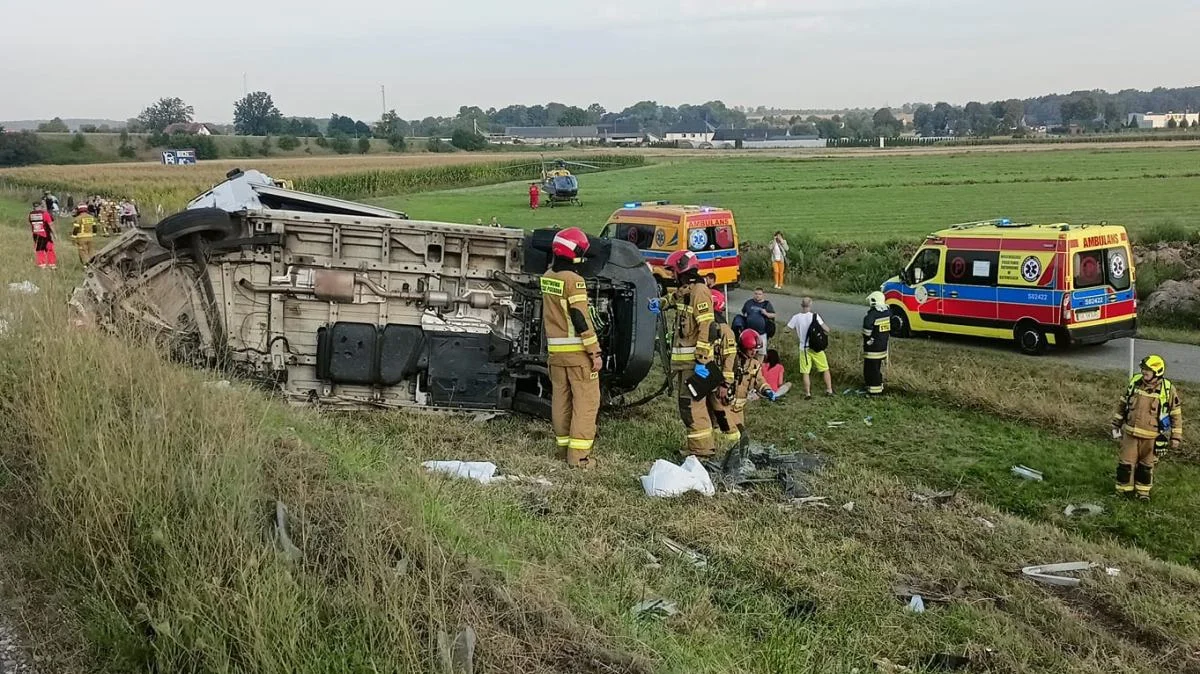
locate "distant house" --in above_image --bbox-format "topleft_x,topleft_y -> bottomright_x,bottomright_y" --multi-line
663,120 -> 716,144
163,122 -> 215,136
1127,112 -> 1199,129
597,120 -> 652,145
711,127 -> 824,149
505,126 -> 601,144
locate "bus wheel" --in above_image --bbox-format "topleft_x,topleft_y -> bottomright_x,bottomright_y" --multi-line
1015,321 -> 1047,355
890,307 -> 911,338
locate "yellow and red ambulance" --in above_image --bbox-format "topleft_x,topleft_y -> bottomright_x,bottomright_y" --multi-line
882,219 -> 1136,354
599,202 -> 741,287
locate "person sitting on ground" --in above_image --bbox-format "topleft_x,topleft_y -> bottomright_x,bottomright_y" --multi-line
761,349 -> 789,397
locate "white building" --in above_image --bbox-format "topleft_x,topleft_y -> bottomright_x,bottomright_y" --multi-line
1127,112 -> 1199,129
504,126 -> 601,144
663,120 -> 716,144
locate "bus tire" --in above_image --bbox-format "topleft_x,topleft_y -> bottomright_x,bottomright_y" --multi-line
889,307 -> 911,338
1015,321 -> 1047,355
156,208 -> 237,247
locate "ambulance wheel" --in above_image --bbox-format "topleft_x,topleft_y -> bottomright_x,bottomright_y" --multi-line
156,208 -> 237,248
889,308 -> 911,338
1015,321 -> 1047,355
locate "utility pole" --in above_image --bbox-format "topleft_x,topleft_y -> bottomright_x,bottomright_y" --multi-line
381,85 -> 387,116
242,73 -> 247,96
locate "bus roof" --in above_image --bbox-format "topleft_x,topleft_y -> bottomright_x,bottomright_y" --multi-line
928,221 -> 1127,240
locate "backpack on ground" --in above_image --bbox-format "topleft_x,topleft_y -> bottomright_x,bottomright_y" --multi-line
806,314 -> 829,353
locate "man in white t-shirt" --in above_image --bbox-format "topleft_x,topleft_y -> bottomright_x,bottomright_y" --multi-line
786,297 -> 833,400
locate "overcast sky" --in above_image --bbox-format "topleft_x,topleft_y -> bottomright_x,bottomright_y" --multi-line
2,0 -> 1197,123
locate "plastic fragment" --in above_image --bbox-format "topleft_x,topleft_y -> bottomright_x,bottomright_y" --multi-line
906,595 -> 925,613
974,517 -> 996,529
1021,561 -> 1096,587
805,432 -> 818,441
423,460 -> 499,484
863,416 -> 873,427
7,281 -> 39,294
273,501 -> 303,563
842,501 -> 855,512
661,537 -> 708,568
630,598 -> 678,618
1011,465 -> 1043,481
640,456 -> 715,497
1063,503 -> 1104,517
1106,567 -> 1121,577
827,421 -> 846,428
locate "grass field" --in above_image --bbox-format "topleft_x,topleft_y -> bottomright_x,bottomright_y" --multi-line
380,147 -> 1200,243
3,187 -> 1200,672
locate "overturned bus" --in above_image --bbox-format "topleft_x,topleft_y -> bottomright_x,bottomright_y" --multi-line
70,169 -> 662,417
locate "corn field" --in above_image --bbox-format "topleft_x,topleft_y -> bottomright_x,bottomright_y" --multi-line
0,153 -> 646,217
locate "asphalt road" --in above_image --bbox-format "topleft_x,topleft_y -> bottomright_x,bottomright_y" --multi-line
728,288 -> 1200,384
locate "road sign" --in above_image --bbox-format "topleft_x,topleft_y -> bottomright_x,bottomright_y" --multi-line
161,149 -> 197,165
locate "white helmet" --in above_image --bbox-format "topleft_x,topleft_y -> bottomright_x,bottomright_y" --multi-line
867,291 -> 886,310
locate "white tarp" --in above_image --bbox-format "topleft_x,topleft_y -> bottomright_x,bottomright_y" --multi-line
640,456 -> 715,497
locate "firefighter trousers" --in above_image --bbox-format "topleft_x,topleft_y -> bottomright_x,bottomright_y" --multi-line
550,364 -> 600,458
75,238 -> 94,264
706,392 -> 742,451
863,356 -> 886,395
675,371 -> 716,456
1116,434 -> 1157,497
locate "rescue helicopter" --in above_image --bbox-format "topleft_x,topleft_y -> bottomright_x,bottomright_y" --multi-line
518,156 -> 621,208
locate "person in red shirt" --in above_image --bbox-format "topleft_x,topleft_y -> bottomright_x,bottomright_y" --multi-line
762,349 -> 785,393
528,182 -> 540,209
29,202 -> 57,269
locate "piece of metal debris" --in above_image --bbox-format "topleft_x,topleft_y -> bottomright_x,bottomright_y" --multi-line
661,537 -> 708,568
437,625 -> 477,674
1063,503 -> 1104,517
826,421 -> 846,428
906,595 -> 925,613
7,281 -> 39,294
273,501 -> 303,563
470,411 -> 503,423
974,517 -> 996,529
1021,561 -> 1096,587
1106,567 -> 1121,577
630,598 -> 678,618
1010,465 -> 1044,481
863,416 -> 873,427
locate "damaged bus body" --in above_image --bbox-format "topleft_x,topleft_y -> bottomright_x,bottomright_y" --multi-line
70,169 -> 660,416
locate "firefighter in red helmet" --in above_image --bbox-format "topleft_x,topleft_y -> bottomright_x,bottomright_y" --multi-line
540,227 -> 603,468
705,289 -> 741,453
650,250 -> 718,457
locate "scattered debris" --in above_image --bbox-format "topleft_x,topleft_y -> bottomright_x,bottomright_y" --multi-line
630,598 -> 678,618
1106,567 -> 1121,577
470,411 -> 503,423
924,653 -> 971,671
661,537 -> 708,568
842,501 -> 856,512
1010,465 -> 1044,481
805,432 -> 818,441
273,501 -> 303,563
906,595 -> 926,613
641,456 -> 715,497
423,460 -> 500,484
1063,503 -> 1104,517
974,517 -> 996,529
641,550 -> 661,570
843,388 -> 866,396
826,421 -> 846,428
863,416 -> 874,427
1021,561 -> 1096,587
437,625 -> 477,674
873,658 -> 914,673
202,380 -> 232,389
780,496 -> 831,512
910,490 -> 956,506
892,584 -> 955,605
7,281 -> 39,295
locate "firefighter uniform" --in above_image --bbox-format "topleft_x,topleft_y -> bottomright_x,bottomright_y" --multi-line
862,301 -> 891,395
1113,371 -> 1183,499
540,268 -> 602,466
706,317 -> 740,450
668,280 -> 716,456
729,349 -> 771,426
71,209 -> 99,263
99,200 -> 119,235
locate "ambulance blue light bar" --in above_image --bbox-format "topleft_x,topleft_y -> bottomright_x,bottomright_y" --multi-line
623,200 -> 671,208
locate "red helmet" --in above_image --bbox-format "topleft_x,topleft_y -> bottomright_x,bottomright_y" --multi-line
738,329 -> 759,351
551,227 -> 590,260
664,250 -> 699,275
710,289 -> 726,313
